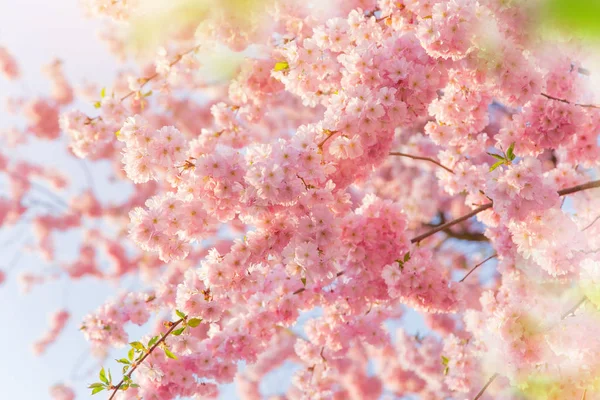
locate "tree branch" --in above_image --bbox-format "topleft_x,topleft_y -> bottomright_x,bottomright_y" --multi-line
541,93 -> 600,109
412,179 -> 600,244
389,151 -> 454,174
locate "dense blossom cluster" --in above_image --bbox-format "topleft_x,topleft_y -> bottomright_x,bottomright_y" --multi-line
2,0 -> 600,399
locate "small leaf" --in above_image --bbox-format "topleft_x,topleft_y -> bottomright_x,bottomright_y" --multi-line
489,160 -> 505,172
128,348 -> 135,361
187,318 -> 202,328
274,61 -> 289,71
403,252 -> 411,263
172,327 -> 186,336
130,384 -> 140,388
116,358 -> 130,364
100,87 -> 106,98
130,341 -> 145,351
122,365 -> 129,374
143,90 -> 153,97
94,101 -> 101,109
175,309 -> 186,319
301,277 -> 306,287
163,347 -> 178,360
507,142 -> 516,161
88,383 -> 104,389
441,355 -> 449,366
444,366 -> 450,376
108,369 -> 112,384
92,387 -> 105,395
121,384 -> 129,391
99,367 -> 108,384
148,335 -> 159,347
486,152 -> 505,161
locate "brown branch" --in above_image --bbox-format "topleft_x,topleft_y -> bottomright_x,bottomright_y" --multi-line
557,180 -> 600,196
411,204 -> 492,244
472,296 -> 587,399
108,318 -> 183,399
389,151 -> 454,174
473,373 -> 498,400
541,93 -> 600,109
412,179 -> 600,244
460,254 -> 497,283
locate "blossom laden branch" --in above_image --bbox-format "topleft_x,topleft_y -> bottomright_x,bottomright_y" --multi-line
98,317 -> 184,398
89,312 -> 200,398
120,45 -> 201,102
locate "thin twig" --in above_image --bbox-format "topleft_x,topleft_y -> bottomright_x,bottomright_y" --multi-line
460,254 -> 497,283
11,173 -> 69,209
561,297 -> 587,320
78,159 -> 95,195
582,215 -> 600,232
108,318 -> 183,399
389,151 -> 454,174
473,373 -> 498,400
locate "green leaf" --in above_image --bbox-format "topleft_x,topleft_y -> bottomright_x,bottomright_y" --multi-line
99,367 -> 108,384
143,90 -> 153,97
444,366 -> 450,376
122,365 -> 129,374
88,383 -> 104,389
403,252 -> 411,263
92,387 -> 105,395
148,335 -> 160,347
542,0 -> 600,39
163,347 -> 178,360
187,318 -> 202,328
121,384 -> 129,391
116,358 -> 130,364
172,327 -> 186,336
507,142 -> 516,161
441,355 -> 449,366
130,341 -> 145,352
100,87 -> 106,98
94,101 -> 101,109
301,277 -> 306,287
489,160 -> 505,172
274,61 -> 289,71
175,309 -> 186,319
130,384 -> 140,388
108,369 -> 112,384
486,152 -> 505,161
128,348 -> 135,361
